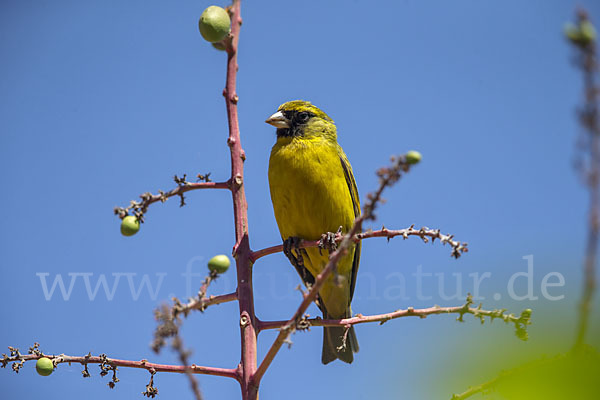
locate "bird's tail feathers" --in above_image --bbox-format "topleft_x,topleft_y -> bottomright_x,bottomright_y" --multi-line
321,310 -> 359,364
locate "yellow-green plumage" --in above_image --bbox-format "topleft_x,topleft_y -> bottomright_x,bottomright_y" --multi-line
266,100 -> 360,364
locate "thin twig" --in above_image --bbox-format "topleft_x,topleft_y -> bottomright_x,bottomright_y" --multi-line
114,178 -> 230,222
0,352 -> 239,380
170,269 -> 238,317
250,225 -> 468,262
172,336 -> 204,400
180,291 -> 238,314
257,295 -> 532,340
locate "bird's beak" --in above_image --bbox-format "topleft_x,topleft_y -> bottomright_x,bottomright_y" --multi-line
265,111 -> 290,128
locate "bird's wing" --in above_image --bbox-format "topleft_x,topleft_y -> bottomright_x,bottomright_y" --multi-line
338,148 -> 361,301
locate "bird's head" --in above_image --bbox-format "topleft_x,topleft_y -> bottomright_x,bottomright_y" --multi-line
265,100 -> 336,139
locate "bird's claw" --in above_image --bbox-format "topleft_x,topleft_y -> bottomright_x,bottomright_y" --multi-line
283,236 -> 304,267
318,227 -> 341,255
295,314 -> 311,331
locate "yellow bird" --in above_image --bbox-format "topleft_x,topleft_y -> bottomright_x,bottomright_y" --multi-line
266,100 -> 361,364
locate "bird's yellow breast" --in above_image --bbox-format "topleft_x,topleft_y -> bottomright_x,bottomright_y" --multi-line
268,136 -> 355,243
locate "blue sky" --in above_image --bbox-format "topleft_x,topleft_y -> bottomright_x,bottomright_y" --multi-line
1,1 -> 599,399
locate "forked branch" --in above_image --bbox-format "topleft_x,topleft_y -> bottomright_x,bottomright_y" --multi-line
1,348 -> 239,381
114,174 -> 230,222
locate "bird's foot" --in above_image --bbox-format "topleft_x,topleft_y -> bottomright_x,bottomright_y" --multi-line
318,227 -> 342,255
294,314 -> 311,331
283,236 -> 304,267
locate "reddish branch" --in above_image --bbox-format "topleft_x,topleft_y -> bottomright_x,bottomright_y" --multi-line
114,178 -> 230,221
250,224 -> 468,262
172,269 -> 239,316
220,2 -> 259,400
180,291 -> 238,314
1,352 -> 239,381
257,297 -> 532,337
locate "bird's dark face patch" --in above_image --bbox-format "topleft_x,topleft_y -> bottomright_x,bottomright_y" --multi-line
271,100 -> 334,138
276,110 -> 315,138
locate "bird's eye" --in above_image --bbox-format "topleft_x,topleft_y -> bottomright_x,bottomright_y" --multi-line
297,112 -> 310,123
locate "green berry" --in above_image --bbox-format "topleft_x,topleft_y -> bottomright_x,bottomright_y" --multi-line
120,215 -> 140,237
199,6 -> 231,43
208,254 -> 230,274
36,357 -> 54,376
405,150 -> 422,165
580,20 -> 597,43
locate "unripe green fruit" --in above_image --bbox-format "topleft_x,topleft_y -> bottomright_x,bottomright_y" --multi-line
120,215 -> 140,237
199,6 -> 231,43
36,357 -> 54,376
208,254 -> 230,274
405,150 -> 422,165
